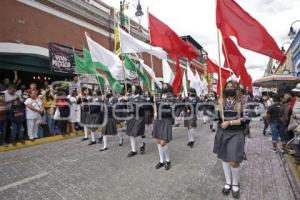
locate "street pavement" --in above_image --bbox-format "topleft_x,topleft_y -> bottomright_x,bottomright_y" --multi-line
0,120 -> 295,200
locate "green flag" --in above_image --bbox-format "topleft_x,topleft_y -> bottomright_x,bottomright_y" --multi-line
82,48 -> 106,87
124,54 -> 149,88
94,61 -> 124,93
74,52 -> 85,74
84,47 -> 123,93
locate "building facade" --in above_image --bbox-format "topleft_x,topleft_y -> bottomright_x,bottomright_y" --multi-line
0,0 -> 207,88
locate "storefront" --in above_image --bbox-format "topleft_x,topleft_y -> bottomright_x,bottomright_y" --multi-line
0,43 -> 73,88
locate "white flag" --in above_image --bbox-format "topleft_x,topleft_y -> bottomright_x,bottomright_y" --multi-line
193,72 -> 203,96
162,60 -> 174,84
182,71 -> 188,98
139,59 -> 162,89
85,33 -> 124,80
119,28 -> 167,60
186,65 -> 195,81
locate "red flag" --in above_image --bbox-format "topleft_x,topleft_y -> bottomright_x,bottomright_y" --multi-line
222,37 -> 245,77
216,0 -> 285,64
207,58 -> 231,96
222,38 -> 252,90
172,58 -> 183,96
149,13 -> 199,61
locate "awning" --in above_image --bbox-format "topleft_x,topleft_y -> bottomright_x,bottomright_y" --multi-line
253,75 -> 300,88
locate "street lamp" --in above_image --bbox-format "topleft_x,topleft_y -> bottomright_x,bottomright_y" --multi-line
120,0 -> 143,29
288,20 -> 300,40
135,0 -> 144,17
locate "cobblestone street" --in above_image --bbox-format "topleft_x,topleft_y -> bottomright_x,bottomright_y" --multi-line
0,121 -> 295,200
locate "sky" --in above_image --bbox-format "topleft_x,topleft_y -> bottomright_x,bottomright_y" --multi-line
101,0 -> 300,81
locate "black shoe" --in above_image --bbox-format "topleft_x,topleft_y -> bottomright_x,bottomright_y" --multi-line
140,142 -> 146,154
164,161 -> 171,170
119,138 -> 123,146
222,184 -> 231,196
81,137 -> 89,141
232,186 -> 240,199
155,162 -> 165,169
88,141 -> 96,145
127,151 -> 137,157
99,147 -> 108,151
98,136 -> 103,143
187,141 -> 194,148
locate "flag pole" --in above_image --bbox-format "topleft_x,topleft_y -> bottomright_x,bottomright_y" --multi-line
118,25 -> 129,97
217,28 -> 224,121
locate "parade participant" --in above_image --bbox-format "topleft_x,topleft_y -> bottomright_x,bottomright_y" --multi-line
143,90 -> 154,135
99,89 -> 123,151
78,87 -> 90,141
152,83 -> 176,170
213,81 -> 248,199
183,88 -> 200,148
239,85 -> 251,138
126,85 -> 147,157
87,89 -> 104,145
209,92 -> 218,132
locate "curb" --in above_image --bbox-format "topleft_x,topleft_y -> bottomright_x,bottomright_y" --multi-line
0,132 -> 84,152
280,153 -> 300,200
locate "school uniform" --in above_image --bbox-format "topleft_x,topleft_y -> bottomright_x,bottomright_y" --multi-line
213,99 -> 247,163
102,97 -> 118,136
152,93 -> 176,142
126,94 -> 146,137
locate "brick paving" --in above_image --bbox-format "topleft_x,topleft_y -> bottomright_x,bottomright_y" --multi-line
0,121 -> 295,200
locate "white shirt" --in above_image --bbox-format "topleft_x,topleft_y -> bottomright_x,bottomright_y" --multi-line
4,90 -> 19,103
24,98 -> 43,119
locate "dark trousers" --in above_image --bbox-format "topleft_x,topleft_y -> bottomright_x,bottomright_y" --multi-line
0,120 -> 7,145
11,122 -> 24,142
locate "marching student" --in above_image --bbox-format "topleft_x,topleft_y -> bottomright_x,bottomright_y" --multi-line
87,89 -> 104,145
208,92 -> 218,132
183,88 -> 200,148
78,87 -> 90,141
143,90 -> 154,135
152,83 -> 176,170
99,89 -> 123,151
126,85 -> 146,157
213,81 -> 248,199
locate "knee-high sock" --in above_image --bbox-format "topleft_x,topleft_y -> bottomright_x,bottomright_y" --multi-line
84,127 -> 88,138
203,115 -> 208,123
213,121 -> 217,130
231,166 -> 240,192
139,136 -> 145,147
117,132 -> 123,144
157,144 -> 165,163
162,145 -> 170,162
91,131 -> 96,142
130,136 -> 136,152
222,161 -> 232,189
188,128 -> 194,142
102,135 -> 108,148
